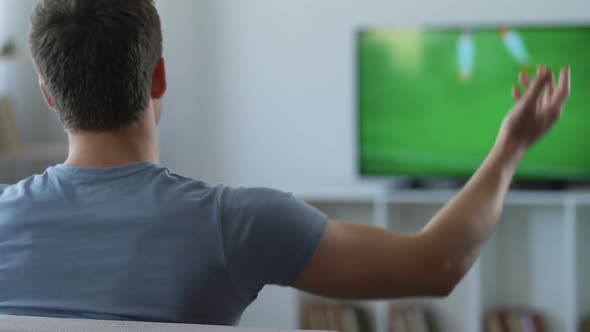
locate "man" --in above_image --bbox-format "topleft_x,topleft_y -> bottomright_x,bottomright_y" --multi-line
0,0 -> 570,326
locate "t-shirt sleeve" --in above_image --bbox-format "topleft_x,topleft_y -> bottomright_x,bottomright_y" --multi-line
219,187 -> 328,301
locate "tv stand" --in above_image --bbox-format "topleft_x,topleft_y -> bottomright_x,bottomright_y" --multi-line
391,178 -> 587,191
511,179 -> 571,191
393,178 -> 467,190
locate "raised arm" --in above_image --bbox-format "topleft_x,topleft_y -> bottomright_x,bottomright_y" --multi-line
294,66 -> 571,299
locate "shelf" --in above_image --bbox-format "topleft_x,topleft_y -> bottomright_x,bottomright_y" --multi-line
296,187 -> 590,207
0,54 -> 30,65
292,186 -> 378,203
481,208 -> 569,331
0,143 -> 67,163
387,189 -> 588,206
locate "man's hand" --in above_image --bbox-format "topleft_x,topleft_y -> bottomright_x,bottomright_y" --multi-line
294,66 -> 573,300
496,66 -> 571,157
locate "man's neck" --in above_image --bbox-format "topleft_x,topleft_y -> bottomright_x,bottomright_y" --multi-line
65,120 -> 159,169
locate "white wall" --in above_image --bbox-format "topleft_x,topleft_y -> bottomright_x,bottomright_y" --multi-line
157,0 -> 588,192
0,0 -> 66,144
155,0 -> 224,181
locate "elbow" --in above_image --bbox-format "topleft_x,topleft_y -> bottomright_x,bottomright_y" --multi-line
430,272 -> 462,297
423,259 -> 467,297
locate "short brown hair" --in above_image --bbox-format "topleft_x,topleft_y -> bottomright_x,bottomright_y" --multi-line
30,0 -> 163,131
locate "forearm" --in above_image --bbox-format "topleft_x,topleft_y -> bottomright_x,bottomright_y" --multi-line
421,142 -> 524,279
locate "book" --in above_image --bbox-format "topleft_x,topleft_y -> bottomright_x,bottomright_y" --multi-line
355,307 -> 372,332
485,309 -> 547,332
529,313 -> 546,332
0,98 -> 22,152
302,302 -> 326,330
340,307 -> 360,332
506,313 -> 524,332
485,313 -> 505,332
0,99 -> 9,151
301,302 -> 366,332
521,314 -> 537,332
404,307 -> 430,332
389,307 -> 409,332
325,304 -> 343,332
390,305 -> 433,332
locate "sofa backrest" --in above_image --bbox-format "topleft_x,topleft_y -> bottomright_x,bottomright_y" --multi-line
0,315 -> 323,332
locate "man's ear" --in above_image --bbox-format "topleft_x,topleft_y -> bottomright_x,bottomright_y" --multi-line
39,80 -> 57,112
151,58 -> 167,99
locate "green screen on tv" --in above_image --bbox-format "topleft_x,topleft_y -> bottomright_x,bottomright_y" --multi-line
358,26 -> 590,180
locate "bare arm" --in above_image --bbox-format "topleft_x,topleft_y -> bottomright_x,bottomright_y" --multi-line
294,66 -> 571,299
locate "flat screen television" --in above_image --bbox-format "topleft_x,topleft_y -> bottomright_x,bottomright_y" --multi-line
358,25 -> 590,182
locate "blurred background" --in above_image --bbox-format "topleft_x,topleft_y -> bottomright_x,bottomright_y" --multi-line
0,0 -> 589,331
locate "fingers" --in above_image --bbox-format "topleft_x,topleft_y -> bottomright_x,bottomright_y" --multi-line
543,70 -> 555,106
513,86 -> 522,101
514,71 -> 530,102
520,72 -> 530,90
545,67 -> 571,121
550,66 -> 571,107
526,66 -> 552,101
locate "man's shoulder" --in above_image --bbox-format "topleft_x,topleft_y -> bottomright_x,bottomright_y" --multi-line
0,171 -> 51,198
154,168 -> 292,207
142,166 -> 227,202
154,166 -> 210,188
219,186 -> 292,207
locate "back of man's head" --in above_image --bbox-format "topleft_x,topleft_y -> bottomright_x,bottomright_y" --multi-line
30,0 -> 163,131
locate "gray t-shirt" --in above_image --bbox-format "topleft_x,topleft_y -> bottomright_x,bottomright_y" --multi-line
0,162 -> 327,325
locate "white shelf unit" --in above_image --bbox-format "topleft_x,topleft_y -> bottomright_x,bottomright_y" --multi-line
578,206 -> 590,330
293,189 -> 590,332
